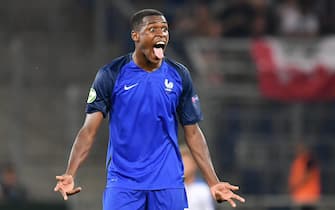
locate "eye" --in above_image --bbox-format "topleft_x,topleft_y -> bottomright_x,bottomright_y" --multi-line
149,27 -> 155,33
162,27 -> 168,33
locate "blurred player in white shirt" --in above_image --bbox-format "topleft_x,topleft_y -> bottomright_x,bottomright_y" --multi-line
181,145 -> 214,210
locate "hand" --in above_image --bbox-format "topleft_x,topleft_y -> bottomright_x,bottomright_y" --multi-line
54,174 -> 82,200
210,182 -> 245,208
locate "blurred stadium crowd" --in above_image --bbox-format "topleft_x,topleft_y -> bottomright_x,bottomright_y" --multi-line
2,0 -> 335,53
0,0 -> 335,210
107,0 -> 335,53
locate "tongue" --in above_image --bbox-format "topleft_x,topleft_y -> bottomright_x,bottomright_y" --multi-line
153,47 -> 164,59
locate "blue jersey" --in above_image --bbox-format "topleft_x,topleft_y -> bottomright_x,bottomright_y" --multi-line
86,54 -> 202,190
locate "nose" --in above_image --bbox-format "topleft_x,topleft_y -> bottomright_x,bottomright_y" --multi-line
155,29 -> 165,36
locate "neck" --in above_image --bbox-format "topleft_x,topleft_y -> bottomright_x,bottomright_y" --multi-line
132,51 -> 162,72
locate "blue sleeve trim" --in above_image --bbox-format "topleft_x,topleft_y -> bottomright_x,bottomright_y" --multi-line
85,54 -> 131,118
165,58 -> 203,125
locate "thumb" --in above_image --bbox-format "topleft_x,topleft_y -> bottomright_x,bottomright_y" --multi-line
67,187 -> 82,196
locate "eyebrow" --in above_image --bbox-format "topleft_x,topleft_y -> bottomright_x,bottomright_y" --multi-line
147,21 -> 168,25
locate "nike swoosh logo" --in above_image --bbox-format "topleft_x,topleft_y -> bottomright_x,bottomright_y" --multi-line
124,83 -> 138,90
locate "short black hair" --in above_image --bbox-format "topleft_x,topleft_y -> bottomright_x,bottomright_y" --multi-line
130,9 -> 164,31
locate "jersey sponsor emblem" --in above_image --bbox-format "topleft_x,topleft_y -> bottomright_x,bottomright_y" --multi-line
124,83 -> 138,90
164,79 -> 174,92
87,88 -> 97,103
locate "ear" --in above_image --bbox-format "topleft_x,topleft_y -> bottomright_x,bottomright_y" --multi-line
131,30 -> 139,42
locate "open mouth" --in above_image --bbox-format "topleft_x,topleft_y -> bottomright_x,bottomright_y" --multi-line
154,43 -> 165,49
153,41 -> 166,59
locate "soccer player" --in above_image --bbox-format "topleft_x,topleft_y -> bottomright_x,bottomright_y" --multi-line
54,8 -> 245,210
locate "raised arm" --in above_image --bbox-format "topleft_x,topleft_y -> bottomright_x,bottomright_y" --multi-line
183,123 -> 245,208
54,112 -> 104,200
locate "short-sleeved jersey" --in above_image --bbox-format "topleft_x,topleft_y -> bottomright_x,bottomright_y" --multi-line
86,54 -> 202,190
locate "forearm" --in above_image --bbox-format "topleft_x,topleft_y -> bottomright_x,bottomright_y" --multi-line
184,125 -> 219,187
65,127 -> 96,177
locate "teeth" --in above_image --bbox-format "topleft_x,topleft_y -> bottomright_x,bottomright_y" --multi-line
156,41 -> 165,45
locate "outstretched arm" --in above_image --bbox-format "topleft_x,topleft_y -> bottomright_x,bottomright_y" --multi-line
183,123 -> 245,208
54,112 -> 104,200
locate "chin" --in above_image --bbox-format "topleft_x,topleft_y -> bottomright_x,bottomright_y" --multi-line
146,55 -> 160,64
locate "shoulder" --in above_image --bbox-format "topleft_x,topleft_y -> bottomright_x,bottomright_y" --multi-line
165,58 -> 190,73
164,58 -> 192,82
99,54 -> 132,76
92,54 -> 132,88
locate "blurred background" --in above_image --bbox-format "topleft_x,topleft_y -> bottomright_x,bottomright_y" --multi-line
1,0 -> 335,209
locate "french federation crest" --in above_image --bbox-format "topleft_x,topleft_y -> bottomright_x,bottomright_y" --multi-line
164,79 -> 174,92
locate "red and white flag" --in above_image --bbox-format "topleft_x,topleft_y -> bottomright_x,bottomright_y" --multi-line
251,37 -> 335,101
